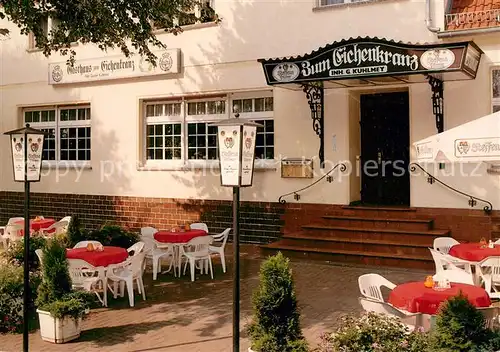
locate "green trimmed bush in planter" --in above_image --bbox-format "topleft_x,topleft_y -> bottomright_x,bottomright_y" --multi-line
0,263 -> 41,333
247,252 -> 308,352
2,236 -> 47,271
36,239 -> 94,321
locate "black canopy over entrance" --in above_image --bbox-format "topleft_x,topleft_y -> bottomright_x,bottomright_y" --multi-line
258,37 -> 483,168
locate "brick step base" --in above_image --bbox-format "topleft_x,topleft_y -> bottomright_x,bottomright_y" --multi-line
301,224 -> 449,245
321,215 -> 434,231
282,233 -> 431,257
261,243 -> 434,270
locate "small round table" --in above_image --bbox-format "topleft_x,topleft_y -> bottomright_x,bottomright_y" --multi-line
66,246 -> 128,267
16,218 -> 56,235
449,243 -> 500,262
154,229 -> 207,243
388,281 -> 491,315
153,229 -> 208,276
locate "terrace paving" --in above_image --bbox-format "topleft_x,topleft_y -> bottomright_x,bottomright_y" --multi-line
0,245 -> 429,352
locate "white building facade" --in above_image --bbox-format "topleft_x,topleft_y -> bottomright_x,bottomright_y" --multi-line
1,0 -> 499,244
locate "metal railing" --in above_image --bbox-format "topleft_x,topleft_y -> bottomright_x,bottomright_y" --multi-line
410,163 -> 493,214
278,162 -> 347,204
446,9 -> 500,28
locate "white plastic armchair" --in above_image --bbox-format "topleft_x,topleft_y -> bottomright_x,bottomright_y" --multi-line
140,227 -> 158,237
358,297 -> 420,331
127,241 -> 145,256
35,249 -> 44,268
140,235 -> 174,280
358,274 -> 396,302
190,223 -> 209,232
429,248 -> 472,273
433,263 -> 474,285
106,251 -> 146,307
209,228 -> 231,273
40,220 -> 69,237
477,256 -> 500,299
180,236 -> 214,282
433,237 -> 460,254
73,240 -> 102,249
60,216 -> 72,223
68,258 -> 107,306
1,217 -> 25,247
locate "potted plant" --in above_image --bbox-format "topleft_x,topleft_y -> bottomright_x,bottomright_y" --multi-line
35,239 -> 93,343
246,252 -> 308,352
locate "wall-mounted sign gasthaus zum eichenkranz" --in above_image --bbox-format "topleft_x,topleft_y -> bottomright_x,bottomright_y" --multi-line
48,48 -> 180,85
258,37 -> 482,85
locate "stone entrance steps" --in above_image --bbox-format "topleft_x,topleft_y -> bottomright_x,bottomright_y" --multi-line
262,206 -> 447,270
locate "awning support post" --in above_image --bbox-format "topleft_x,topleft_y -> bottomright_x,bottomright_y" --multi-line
302,82 -> 325,168
427,75 -> 444,133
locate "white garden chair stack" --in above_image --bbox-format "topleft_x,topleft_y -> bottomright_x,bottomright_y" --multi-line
68,258 -> 108,306
106,251 -> 146,307
140,227 -> 175,280
180,235 -> 214,282
209,228 -> 231,273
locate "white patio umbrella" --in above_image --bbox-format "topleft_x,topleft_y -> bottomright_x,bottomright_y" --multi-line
413,111 -> 500,164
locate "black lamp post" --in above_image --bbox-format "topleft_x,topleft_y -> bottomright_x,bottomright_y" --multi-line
210,107 -> 262,352
4,124 -> 45,352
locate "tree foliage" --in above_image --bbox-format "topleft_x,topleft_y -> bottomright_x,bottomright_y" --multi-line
0,0 -> 219,64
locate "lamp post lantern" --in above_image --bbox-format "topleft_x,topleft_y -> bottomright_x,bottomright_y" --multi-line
4,124 -> 45,352
210,107 -> 262,352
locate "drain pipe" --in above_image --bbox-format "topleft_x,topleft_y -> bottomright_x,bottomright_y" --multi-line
425,0 -> 441,32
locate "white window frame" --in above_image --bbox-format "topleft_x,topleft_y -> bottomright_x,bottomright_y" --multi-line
142,91 -> 276,170
23,105 -> 92,168
143,100 -> 185,169
492,67 -> 500,113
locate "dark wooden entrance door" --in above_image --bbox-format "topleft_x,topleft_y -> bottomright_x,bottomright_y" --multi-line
360,91 -> 410,206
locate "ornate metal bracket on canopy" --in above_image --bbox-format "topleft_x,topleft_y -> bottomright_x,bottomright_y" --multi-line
302,83 -> 325,168
427,76 -> 444,133
258,37 -> 484,169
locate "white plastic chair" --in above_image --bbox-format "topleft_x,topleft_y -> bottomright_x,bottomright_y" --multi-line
140,227 -> 158,237
127,241 -> 145,256
0,218 -> 25,247
429,248 -> 472,273
180,236 -> 214,282
433,237 -> 460,254
190,223 -> 209,232
35,249 -> 44,267
209,228 -> 231,273
40,220 -> 69,237
73,240 -> 103,249
68,258 -> 107,306
477,256 -> 500,299
358,274 -> 396,302
60,216 -> 72,223
141,235 -> 175,280
433,263 -> 475,285
358,297 -> 420,331
106,251 -> 146,307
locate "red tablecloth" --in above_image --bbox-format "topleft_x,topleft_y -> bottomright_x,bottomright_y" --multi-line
16,218 -> 56,234
449,243 -> 500,262
388,281 -> 491,315
66,246 -> 128,267
154,229 -> 207,243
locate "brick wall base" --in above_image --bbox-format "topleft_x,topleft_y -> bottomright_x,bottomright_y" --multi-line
0,191 -> 284,244
0,191 -> 497,243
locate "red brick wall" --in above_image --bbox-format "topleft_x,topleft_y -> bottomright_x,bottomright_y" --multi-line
0,191 -> 497,243
0,191 -> 284,244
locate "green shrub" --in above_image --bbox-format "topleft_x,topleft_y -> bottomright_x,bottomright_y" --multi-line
87,224 -> 139,248
247,252 -> 308,352
2,236 -> 47,271
66,215 -> 85,248
0,263 -> 41,333
431,293 -> 491,352
317,312 -> 430,352
36,239 -> 92,320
